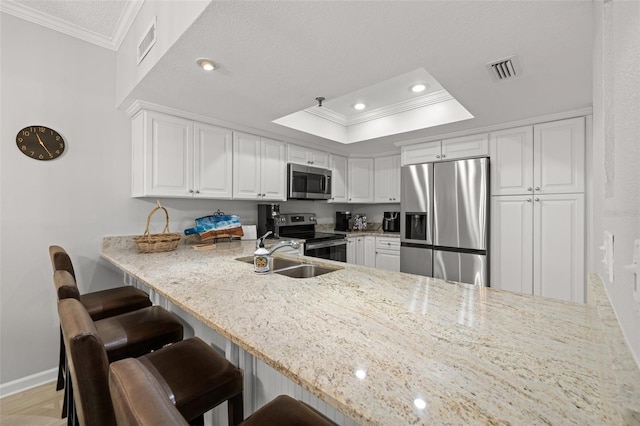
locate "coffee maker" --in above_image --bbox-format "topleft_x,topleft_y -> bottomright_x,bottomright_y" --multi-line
334,211 -> 351,232
257,204 -> 281,238
382,211 -> 400,232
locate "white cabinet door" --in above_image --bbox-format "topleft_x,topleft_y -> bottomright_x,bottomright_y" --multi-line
363,236 -> 376,268
233,133 -> 286,200
533,193 -> 584,303
194,123 -> 233,198
376,250 -> 400,272
441,133 -> 489,160
491,193 -> 584,304
287,144 -> 329,169
401,141 -> 441,165
329,154 -> 348,203
346,237 -> 356,264
490,196 -> 534,294
233,132 -> 262,199
490,118 -> 585,196
533,117 -> 585,194
260,138 -> 286,200
348,158 -> 374,203
374,155 -> 401,203
490,126 -> 534,196
139,111 -> 194,197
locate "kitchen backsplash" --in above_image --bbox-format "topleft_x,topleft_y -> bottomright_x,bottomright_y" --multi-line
139,198 -> 399,236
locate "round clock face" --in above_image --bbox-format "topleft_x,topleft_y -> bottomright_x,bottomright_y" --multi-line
16,126 -> 65,161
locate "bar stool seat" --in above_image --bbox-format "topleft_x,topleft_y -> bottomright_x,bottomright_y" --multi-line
109,358 -> 337,426
59,298 -> 243,426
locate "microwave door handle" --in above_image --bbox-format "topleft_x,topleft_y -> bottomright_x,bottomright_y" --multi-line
321,175 -> 325,193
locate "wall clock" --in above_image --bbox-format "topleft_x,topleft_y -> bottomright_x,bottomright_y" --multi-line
16,125 -> 65,161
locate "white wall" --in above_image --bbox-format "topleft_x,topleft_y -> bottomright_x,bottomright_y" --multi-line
591,0 -> 640,366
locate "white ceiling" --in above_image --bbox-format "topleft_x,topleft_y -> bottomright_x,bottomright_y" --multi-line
4,0 -> 595,154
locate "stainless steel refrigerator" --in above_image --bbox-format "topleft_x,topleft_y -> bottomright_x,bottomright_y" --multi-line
400,158 -> 489,286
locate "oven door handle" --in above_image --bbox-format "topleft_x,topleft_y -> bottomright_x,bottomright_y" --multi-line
305,239 -> 346,250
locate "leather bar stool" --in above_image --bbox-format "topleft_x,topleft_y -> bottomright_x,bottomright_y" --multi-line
59,298 -> 244,426
49,245 -> 152,399
109,358 -> 337,426
54,269 -> 183,422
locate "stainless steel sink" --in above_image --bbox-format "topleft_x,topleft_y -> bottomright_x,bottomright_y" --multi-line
271,264 -> 338,278
235,256 -> 341,278
235,256 -> 302,270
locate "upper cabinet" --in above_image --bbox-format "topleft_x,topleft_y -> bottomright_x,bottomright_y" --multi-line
348,158 -> 374,203
287,144 -> 330,169
329,154 -> 348,203
401,134 -> 489,165
131,110 -> 232,199
490,117 -> 585,196
233,132 -> 286,201
374,155 -> 401,203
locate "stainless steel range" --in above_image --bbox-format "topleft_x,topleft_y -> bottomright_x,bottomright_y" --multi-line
277,213 -> 347,262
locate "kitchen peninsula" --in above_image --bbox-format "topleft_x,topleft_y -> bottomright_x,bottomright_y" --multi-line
101,236 -> 640,425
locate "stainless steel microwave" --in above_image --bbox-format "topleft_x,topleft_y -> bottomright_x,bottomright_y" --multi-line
287,163 -> 332,200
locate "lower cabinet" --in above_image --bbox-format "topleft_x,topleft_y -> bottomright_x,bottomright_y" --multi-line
375,237 -> 400,272
346,236 -> 375,267
490,193 -> 585,303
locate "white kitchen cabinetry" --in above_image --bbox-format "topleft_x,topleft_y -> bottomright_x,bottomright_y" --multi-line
347,236 -> 375,267
232,132 -> 286,201
490,117 -> 585,196
375,237 -> 400,272
131,110 -> 233,199
401,134 -> 489,165
374,155 -> 401,203
287,144 -> 330,169
348,158 -> 375,203
491,193 -> 584,303
329,154 -> 348,203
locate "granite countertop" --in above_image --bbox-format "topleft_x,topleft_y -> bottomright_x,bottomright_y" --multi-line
101,236 -> 640,425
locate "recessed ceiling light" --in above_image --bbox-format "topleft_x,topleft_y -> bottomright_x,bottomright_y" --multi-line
196,58 -> 216,71
411,84 -> 427,93
353,103 -> 366,110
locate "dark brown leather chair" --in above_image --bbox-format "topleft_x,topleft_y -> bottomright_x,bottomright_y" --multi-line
49,245 -> 152,399
59,298 -> 243,426
109,358 -> 337,426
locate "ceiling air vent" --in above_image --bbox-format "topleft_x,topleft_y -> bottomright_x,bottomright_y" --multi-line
486,55 -> 522,81
137,18 -> 157,65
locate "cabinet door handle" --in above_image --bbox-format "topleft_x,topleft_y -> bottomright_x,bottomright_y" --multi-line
535,187 -> 540,191
527,187 -> 532,191
535,198 -> 540,202
189,189 -> 194,194
527,198 -> 532,202
436,154 -> 441,159
441,154 -> 446,158
195,190 -> 200,194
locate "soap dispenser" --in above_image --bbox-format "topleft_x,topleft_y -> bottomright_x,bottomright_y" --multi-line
254,232 -> 271,273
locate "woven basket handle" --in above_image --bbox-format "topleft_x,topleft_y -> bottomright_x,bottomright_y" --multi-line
143,200 -> 171,236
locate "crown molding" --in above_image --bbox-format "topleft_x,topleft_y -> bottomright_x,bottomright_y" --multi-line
0,0 -> 143,51
304,90 -> 452,127
394,107 -> 593,147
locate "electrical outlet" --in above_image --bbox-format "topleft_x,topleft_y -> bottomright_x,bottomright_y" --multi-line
599,231 -> 615,283
624,239 -> 640,304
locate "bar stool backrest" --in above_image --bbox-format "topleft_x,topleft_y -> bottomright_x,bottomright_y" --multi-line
53,269 -> 81,301
49,245 -> 76,279
109,358 -> 189,426
58,298 -> 116,426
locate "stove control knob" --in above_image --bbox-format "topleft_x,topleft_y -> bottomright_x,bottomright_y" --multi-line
310,216 -> 316,222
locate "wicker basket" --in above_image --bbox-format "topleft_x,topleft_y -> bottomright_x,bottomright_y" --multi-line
133,201 -> 181,253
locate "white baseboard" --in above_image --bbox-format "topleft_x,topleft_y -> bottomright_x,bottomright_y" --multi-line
0,368 -> 58,398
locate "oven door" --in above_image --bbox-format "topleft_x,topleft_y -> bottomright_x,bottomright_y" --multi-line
304,239 -> 347,262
